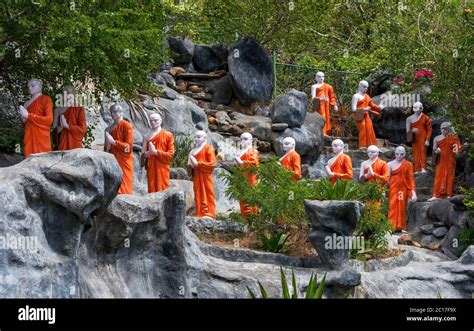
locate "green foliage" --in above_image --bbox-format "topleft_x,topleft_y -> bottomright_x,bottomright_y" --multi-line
1,1 -> 170,99
222,159 -> 316,227
247,267 -> 326,299
0,127 -> 21,153
463,186 -> 474,217
82,109 -> 97,149
171,135 -> 193,169
259,231 -> 288,253
311,178 -> 361,201
352,198 -> 394,260
169,0 -> 473,158
455,227 -> 474,257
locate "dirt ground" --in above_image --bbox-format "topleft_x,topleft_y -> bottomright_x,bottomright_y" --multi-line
196,225 -> 404,260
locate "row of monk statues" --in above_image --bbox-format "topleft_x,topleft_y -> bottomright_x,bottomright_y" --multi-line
18,79 -> 462,232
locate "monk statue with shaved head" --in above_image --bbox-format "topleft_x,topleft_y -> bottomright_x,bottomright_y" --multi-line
19,79 -> 53,158
141,113 -> 174,193
105,104 -> 134,194
235,132 -> 259,221
188,130 -> 217,219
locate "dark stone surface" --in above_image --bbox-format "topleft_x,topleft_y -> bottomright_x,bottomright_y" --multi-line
228,37 -> 274,106
305,200 -> 364,270
271,89 -> 307,128
193,44 -> 226,73
168,37 -> 194,65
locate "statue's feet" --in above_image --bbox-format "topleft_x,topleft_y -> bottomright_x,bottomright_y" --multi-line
421,168 -> 427,173
427,196 -> 439,202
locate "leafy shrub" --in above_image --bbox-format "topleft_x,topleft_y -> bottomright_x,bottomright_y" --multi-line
171,135 -> 193,169
0,127 -> 22,153
455,227 -> 474,257
222,159 -> 317,228
247,267 -> 326,299
259,231 -> 288,253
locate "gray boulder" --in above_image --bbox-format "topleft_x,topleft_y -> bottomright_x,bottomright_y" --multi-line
271,89 -> 307,128
271,112 -> 325,164
0,149 -> 121,298
356,246 -> 474,298
305,200 -> 365,270
230,112 -> 272,142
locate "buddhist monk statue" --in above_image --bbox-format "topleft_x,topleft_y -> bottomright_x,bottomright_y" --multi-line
359,145 -> 388,185
235,132 -> 259,222
279,137 -> 301,181
406,101 -> 432,173
325,139 -> 353,184
428,122 -> 462,201
388,146 -> 417,232
141,113 -> 174,193
19,79 -> 53,158
54,85 -> 87,150
351,80 -> 384,149
310,71 -> 338,136
188,130 -> 216,219
105,104 -> 134,194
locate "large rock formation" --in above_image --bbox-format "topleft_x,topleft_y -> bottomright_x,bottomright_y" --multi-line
407,198 -> 472,258
271,89 -> 307,128
304,200 -> 365,270
0,150 -> 361,298
228,37 -> 275,106
355,241 -> 474,298
0,149 -> 121,297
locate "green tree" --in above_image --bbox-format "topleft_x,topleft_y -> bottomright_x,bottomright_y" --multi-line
1,0 -> 171,99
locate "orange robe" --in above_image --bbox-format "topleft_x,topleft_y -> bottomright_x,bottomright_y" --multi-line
410,113 -> 432,171
238,147 -> 259,220
57,107 -> 87,150
432,135 -> 461,198
362,158 -> 388,186
24,95 -> 53,158
388,160 -> 416,231
315,83 -> 336,135
146,129 -> 174,193
280,150 -> 301,181
329,153 -> 353,185
192,144 -> 217,218
354,93 -> 381,148
109,120 -> 134,194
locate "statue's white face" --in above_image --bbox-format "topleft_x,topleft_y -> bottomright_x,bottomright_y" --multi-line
358,81 -> 368,93
282,138 -> 295,152
395,149 -> 406,162
194,132 -> 206,146
150,115 -> 162,130
110,107 -> 122,122
413,103 -> 423,113
332,142 -> 344,154
240,134 -> 252,149
367,148 -> 379,160
316,73 -> 325,84
28,80 -> 41,96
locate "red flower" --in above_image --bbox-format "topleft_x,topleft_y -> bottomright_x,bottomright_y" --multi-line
415,69 -> 433,78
